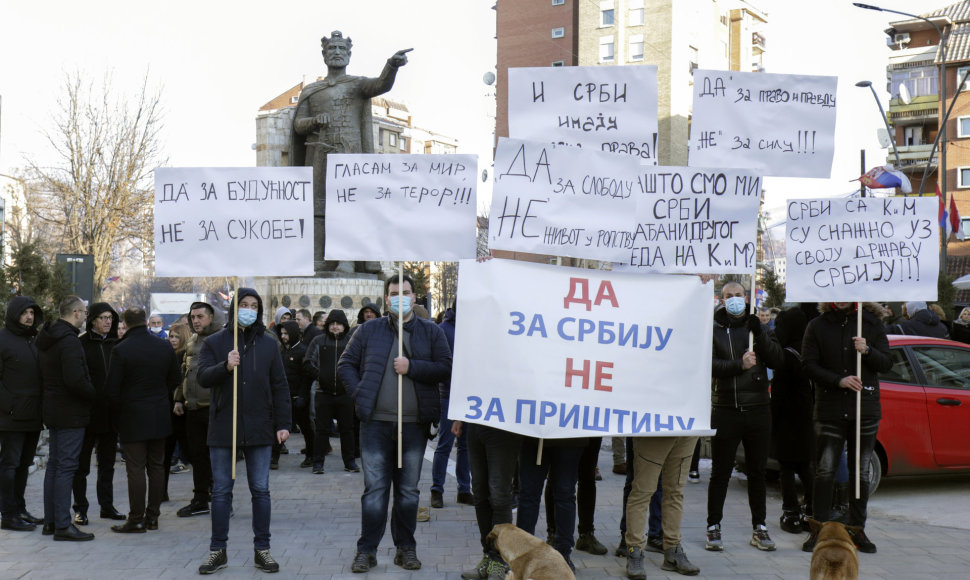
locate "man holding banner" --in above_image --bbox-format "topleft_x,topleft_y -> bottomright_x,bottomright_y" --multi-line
196,289 -> 291,574
338,274 -> 451,573
801,302 -> 890,555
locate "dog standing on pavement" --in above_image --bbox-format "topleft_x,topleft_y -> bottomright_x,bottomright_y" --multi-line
808,519 -> 859,580
486,523 -> 576,580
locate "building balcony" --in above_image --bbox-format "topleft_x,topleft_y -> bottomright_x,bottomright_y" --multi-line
896,144 -> 936,169
888,96 -> 939,124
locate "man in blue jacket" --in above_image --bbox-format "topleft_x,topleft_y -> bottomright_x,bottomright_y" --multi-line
338,274 -> 451,573
195,288 -> 291,574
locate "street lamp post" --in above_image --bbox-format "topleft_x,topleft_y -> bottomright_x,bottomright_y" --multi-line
853,2 -> 950,268
855,80 -> 901,169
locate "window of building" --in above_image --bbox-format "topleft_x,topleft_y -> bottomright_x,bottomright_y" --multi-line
399,136 -> 407,151
289,96 -> 299,104
959,116 -> 970,138
552,0 -> 564,5
600,0 -> 614,26
389,132 -> 398,147
959,66 -> 970,91
629,35 -> 644,61
600,36 -> 615,62
378,130 -> 384,146
552,27 -> 565,38
891,65 -> 938,99
959,167 -> 970,188
629,8 -> 644,26
552,60 -> 565,67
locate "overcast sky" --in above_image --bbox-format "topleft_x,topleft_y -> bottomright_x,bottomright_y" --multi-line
0,0 -> 945,219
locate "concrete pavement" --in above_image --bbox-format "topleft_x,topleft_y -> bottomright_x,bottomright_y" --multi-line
1,434 -> 968,579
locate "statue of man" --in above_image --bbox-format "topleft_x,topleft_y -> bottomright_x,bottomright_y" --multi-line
289,31 -> 411,275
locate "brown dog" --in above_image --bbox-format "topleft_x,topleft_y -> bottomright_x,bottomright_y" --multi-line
486,523 -> 576,580
808,519 -> 860,580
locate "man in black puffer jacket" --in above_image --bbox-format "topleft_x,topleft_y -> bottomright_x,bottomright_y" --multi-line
706,281 -> 784,554
893,300 -> 949,339
196,288 -> 290,574
0,296 -> 45,531
37,295 -> 96,541
801,302 -> 891,555
272,320 -> 314,469
338,275 -> 451,573
305,310 -> 355,474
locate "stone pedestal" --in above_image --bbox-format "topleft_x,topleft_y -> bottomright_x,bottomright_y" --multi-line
253,274 -> 385,322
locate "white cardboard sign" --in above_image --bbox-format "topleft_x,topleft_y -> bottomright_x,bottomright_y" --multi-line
785,197 -> 939,302
508,66 -> 659,164
689,70 -> 838,178
154,167 -> 314,277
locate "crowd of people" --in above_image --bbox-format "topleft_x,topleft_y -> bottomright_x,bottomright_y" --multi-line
0,280 -> 958,577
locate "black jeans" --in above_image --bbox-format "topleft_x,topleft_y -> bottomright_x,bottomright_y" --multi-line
812,417 -> 879,527
313,391 -> 355,468
0,430 -> 40,518
185,408 -> 212,504
123,439 -> 166,521
517,438 -> 582,556
707,405 -> 771,527
547,437 -> 600,535
780,460 -> 814,514
72,429 -> 117,515
467,423 -> 522,556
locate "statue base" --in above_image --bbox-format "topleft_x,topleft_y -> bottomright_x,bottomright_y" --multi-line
253,275 -> 385,320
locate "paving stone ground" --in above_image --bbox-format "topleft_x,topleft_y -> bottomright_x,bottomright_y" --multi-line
1,434 -> 968,579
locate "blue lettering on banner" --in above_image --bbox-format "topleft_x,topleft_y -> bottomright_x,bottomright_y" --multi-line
483,398 -> 505,422
481,399 -> 698,434
517,315 -> 674,351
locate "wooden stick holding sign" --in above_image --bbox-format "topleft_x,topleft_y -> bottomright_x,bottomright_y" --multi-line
232,278 -> 239,480
855,303 -> 862,499
748,273 -> 756,351
397,264 -> 404,469
537,439 -> 544,465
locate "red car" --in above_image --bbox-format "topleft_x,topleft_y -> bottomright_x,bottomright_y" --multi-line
872,335 -> 970,491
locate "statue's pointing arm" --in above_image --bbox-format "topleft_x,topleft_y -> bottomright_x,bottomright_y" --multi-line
360,48 -> 412,98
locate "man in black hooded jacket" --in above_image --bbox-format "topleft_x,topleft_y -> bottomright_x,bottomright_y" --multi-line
304,309 -> 356,474
72,302 -> 126,525
0,296 -> 45,531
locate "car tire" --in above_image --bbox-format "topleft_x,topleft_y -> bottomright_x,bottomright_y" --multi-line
868,452 -> 882,496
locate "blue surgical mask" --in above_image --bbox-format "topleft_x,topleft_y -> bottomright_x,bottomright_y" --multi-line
389,295 -> 412,316
237,308 -> 258,327
724,296 -> 747,316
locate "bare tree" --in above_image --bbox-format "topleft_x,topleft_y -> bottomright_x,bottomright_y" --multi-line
24,70 -> 166,297
476,205 -> 490,258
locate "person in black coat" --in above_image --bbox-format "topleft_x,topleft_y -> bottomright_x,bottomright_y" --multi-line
893,301 -> 949,339
770,304 -> 817,534
195,288 -> 290,574
105,308 -> 178,533
37,295 -> 96,541
72,302 -> 125,525
304,310 -> 356,473
0,296 -> 45,531
951,307 -> 970,344
272,320 -> 314,469
801,302 -> 892,554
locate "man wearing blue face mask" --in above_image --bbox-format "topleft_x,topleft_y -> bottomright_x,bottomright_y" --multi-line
337,274 -> 452,573
706,281 -> 784,554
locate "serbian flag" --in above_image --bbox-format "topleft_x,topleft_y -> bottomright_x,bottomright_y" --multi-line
951,193 -> 966,241
857,165 -> 912,193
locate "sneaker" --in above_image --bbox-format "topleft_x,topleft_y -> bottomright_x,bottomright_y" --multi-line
645,534 -> 664,553
430,490 -> 444,508
350,551 -> 376,573
254,549 -> 279,573
457,491 -> 475,505
393,547 -> 421,570
269,461 -> 279,470
594,467 -> 603,481
312,463 -> 324,474
279,443 -> 289,454
780,511 -> 803,534
575,532 -> 608,555
662,543 -> 700,576
545,533 -> 556,546
178,502 -> 210,517
850,528 -> 877,554
688,470 -> 700,483
485,557 -> 511,580
199,549 -> 228,574
299,458 -> 313,468
626,546 -> 646,580
615,536 -> 628,557
705,524 -> 723,551
559,551 -> 576,572
416,506 -> 430,522
802,532 -> 818,553
344,462 -> 360,473
460,556 -> 489,579
750,524 -> 776,551
170,461 -> 191,474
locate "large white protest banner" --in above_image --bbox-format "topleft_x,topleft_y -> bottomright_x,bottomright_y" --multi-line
689,70 -> 838,178
508,66 -> 659,164
449,259 -> 714,438
785,196 -> 938,302
154,167 -> 313,277
614,166 -> 762,274
324,153 -> 478,261
489,138 -> 640,262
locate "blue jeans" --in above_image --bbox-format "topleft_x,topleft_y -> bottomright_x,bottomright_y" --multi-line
517,438 -> 582,556
357,420 -> 426,554
0,430 -> 41,518
431,398 -> 470,494
209,445 -> 272,550
44,427 -> 85,529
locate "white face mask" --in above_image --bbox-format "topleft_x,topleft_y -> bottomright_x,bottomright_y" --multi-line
149,325 -> 163,334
